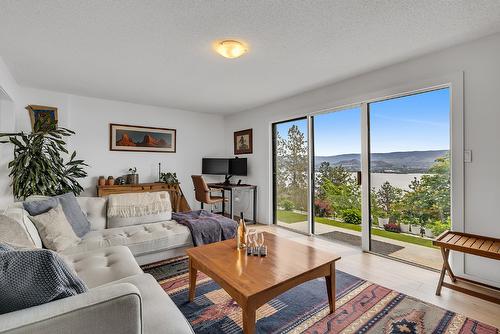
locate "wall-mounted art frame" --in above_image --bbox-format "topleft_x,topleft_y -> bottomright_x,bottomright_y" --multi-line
26,105 -> 58,130
234,128 -> 253,155
110,123 -> 176,153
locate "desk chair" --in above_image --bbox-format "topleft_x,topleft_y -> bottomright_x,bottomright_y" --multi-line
191,175 -> 225,213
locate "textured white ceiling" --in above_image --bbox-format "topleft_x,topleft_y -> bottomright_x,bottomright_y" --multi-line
1,1 -> 500,114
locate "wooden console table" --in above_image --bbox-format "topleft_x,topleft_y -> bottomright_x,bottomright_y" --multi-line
433,230 -> 500,304
96,183 -> 191,212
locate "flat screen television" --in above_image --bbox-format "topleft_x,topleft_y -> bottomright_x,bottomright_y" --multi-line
229,158 -> 247,176
202,158 -> 229,175
202,158 -> 247,184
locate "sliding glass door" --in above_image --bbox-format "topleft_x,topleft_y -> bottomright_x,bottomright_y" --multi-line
368,88 -> 450,269
272,117 -> 309,234
312,107 -> 363,244
272,86 -> 454,270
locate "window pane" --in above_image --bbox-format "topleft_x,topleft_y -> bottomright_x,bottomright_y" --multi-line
369,88 -> 450,269
273,118 -> 309,234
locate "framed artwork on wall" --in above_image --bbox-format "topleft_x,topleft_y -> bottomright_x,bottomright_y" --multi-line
110,123 -> 176,153
234,128 -> 253,155
26,105 -> 58,130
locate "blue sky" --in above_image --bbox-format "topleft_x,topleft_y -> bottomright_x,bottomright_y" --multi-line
276,88 -> 450,156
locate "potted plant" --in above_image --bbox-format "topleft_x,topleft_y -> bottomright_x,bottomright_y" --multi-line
0,118 -> 87,199
160,172 -> 179,185
378,215 -> 389,228
127,167 -> 139,184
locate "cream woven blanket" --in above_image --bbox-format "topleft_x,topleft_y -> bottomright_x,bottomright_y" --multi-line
107,191 -> 171,218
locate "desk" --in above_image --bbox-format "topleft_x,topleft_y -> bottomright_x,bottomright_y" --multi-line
207,183 -> 257,223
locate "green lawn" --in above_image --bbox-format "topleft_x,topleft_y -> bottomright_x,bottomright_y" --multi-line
277,210 -> 435,248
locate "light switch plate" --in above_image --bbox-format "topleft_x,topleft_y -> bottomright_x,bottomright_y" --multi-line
464,150 -> 472,163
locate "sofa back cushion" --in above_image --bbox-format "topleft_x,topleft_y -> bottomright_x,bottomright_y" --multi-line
0,244 -> 88,314
76,197 -> 107,230
3,207 -> 43,248
29,205 -> 81,252
0,214 -> 36,249
24,193 -> 91,237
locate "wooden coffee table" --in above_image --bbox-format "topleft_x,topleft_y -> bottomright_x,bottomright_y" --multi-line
186,232 -> 341,334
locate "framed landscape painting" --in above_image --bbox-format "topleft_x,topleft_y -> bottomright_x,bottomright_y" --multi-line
110,123 -> 176,153
234,128 -> 253,155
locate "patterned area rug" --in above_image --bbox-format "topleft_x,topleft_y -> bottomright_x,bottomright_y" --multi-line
142,257 -> 498,334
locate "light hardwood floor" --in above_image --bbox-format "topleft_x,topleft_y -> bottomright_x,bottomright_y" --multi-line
253,224 -> 500,328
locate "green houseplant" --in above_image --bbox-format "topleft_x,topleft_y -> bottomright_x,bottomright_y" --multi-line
0,119 -> 88,199
160,172 -> 179,185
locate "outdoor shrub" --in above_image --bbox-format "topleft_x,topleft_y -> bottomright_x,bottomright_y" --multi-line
429,218 -> 451,236
280,199 -> 294,211
341,209 -> 361,225
314,199 -> 332,217
383,223 -> 401,233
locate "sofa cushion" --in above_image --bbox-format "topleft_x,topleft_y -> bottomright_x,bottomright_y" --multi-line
105,273 -> 194,334
0,245 -> 88,314
3,207 -> 43,248
0,214 -> 36,248
62,220 -> 192,257
24,193 -> 91,237
61,246 -> 143,288
29,205 -> 81,252
76,197 -> 107,230
108,211 -> 172,229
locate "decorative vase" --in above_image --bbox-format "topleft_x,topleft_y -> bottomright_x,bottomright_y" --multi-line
400,223 -> 409,233
378,217 -> 389,228
98,176 -> 106,186
107,176 -> 115,186
127,173 -> 139,184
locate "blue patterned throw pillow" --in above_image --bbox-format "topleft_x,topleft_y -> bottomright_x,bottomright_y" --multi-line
0,243 -> 88,314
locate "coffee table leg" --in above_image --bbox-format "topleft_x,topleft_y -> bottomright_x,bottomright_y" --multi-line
242,307 -> 256,334
325,262 -> 336,314
188,257 -> 197,302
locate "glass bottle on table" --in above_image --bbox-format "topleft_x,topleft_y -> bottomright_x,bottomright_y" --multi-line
237,212 -> 247,249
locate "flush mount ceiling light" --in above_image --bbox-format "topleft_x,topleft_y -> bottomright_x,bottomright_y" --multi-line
214,40 -> 248,59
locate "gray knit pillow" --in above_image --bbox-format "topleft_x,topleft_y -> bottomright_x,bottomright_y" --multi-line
0,244 -> 88,314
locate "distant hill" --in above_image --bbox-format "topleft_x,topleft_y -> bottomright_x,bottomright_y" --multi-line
315,150 -> 448,173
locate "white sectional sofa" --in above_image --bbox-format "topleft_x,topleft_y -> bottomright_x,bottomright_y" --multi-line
0,196 -> 195,334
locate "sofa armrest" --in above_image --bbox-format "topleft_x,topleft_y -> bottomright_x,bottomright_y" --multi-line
0,283 -> 142,334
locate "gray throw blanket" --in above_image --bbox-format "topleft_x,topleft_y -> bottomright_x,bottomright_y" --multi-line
0,244 -> 88,314
172,210 -> 237,246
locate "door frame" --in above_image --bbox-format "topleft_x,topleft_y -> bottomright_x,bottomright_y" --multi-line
270,72 -> 464,276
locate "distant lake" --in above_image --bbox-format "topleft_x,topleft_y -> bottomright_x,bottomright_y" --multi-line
370,173 -> 426,191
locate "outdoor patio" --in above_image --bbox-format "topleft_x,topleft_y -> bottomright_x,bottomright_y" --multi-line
277,219 -> 442,270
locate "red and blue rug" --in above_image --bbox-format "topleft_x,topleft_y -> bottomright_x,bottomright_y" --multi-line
142,257 -> 498,334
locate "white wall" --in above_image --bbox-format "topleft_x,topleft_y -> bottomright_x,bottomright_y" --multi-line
1,87 -> 226,210
0,56 -> 19,205
224,32 -> 500,285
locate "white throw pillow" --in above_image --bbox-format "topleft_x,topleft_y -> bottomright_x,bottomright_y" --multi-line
3,207 -> 43,248
29,205 -> 81,252
0,214 -> 36,248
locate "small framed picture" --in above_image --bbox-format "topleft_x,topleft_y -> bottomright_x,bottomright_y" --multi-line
234,128 -> 253,155
110,123 -> 176,153
26,105 -> 58,130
